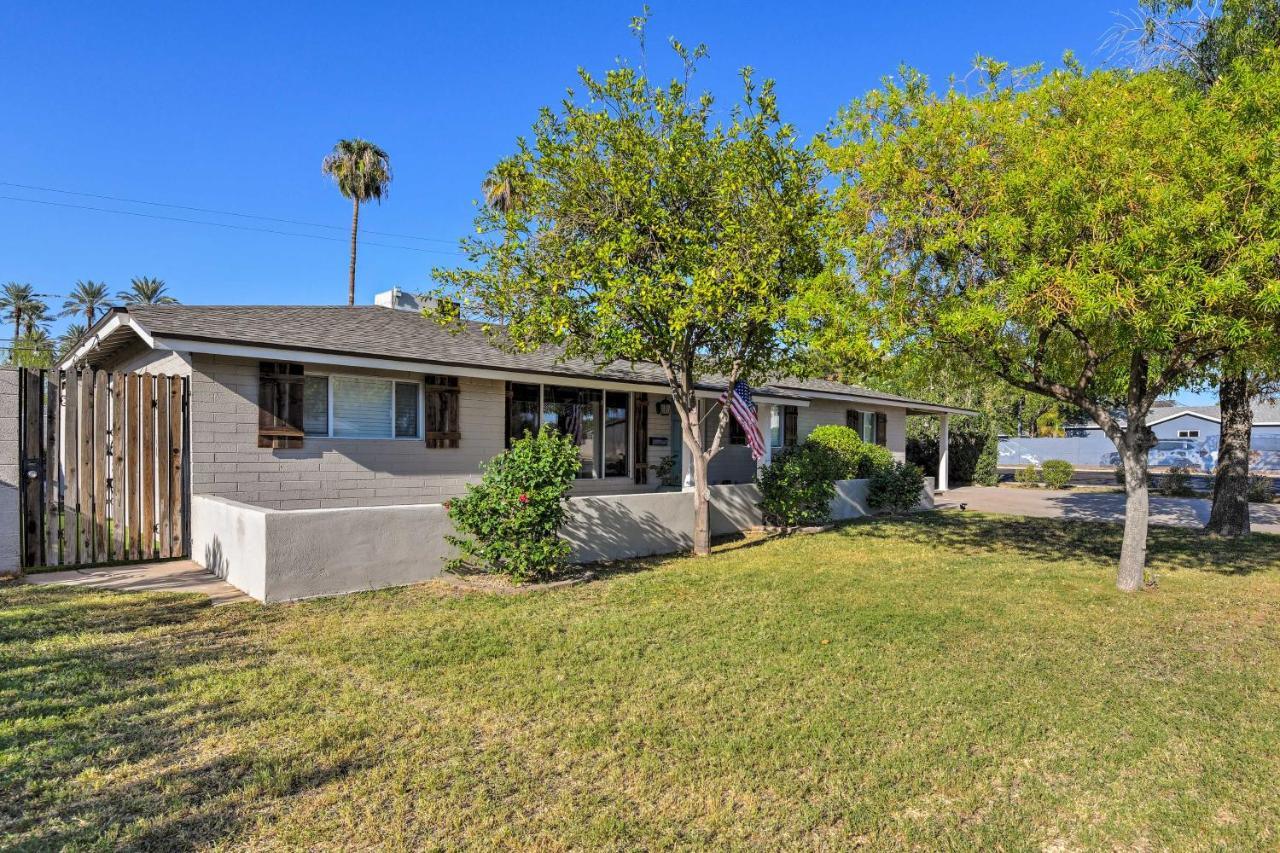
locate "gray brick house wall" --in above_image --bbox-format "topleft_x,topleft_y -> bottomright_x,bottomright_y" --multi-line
189,353 -> 507,510
0,369 -> 19,574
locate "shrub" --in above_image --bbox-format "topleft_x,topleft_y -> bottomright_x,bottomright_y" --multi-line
1160,464 -> 1195,498
1113,459 -> 1126,485
1248,474 -> 1275,504
972,425 -> 999,486
906,413 -> 994,485
868,461 -> 926,514
807,424 -> 894,479
1040,459 -> 1074,490
758,441 -> 843,526
1013,465 -> 1040,485
445,429 -> 581,582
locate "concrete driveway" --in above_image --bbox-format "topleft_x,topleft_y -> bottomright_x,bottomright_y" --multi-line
937,485 -> 1280,535
25,559 -> 251,605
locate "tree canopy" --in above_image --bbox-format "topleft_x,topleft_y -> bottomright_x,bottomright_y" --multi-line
818,57 -> 1280,589
433,23 -> 826,555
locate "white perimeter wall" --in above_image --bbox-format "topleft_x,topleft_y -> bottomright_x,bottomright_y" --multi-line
193,477 -> 935,603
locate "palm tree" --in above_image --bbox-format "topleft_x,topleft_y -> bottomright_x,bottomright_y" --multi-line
62,280 -> 110,326
117,276 -> 177,304
0,282 -> 37,364
481,164 -> 524,214
322,138 -> 392,305
22,298 -> 52,337
56,323 -> 87,360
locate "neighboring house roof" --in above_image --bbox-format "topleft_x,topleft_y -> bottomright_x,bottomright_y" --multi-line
66,304 -> 975,416
1071,402 -> 1280,430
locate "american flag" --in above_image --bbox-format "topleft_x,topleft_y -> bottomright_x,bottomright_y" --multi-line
721,380 -> 766,461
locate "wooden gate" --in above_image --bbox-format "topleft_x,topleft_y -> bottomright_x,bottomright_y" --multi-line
17,368 -> 189,569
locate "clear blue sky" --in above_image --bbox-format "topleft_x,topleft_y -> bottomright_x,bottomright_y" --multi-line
11,1 -> 1204,396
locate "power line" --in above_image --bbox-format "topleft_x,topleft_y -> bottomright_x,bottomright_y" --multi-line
0,180 -> 462,246
0,194 -> 464,256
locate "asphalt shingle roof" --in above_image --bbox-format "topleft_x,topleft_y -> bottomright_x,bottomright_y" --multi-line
111,304 -> 965,411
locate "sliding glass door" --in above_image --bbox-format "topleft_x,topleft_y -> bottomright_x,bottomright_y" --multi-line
542,386 -> 602,478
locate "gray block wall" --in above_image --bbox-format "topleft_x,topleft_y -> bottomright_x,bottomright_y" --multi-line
189,353 -> 506,510
0,369 -> 20,575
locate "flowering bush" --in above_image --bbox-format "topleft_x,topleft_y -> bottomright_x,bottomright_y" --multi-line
445,429 -> 581,582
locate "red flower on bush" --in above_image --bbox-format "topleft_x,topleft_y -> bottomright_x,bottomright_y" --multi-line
518,493 -> 529,504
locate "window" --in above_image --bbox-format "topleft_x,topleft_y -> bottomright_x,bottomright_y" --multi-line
604,392 -> 630,477
506,382 -> 540,447
258,362 -> 305,448
1178,429 -> 1200,439
506,381 -> 635,479
847,409 -> 883,445
543,385 -> 601,478
303,376 -> 329,436
298,373 -> 422,440
395,382 -> 419,438
772,405 -> 798,448
424,375 -> 460,448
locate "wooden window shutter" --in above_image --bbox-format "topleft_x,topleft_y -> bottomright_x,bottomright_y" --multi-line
846,409 -> 859,431
425,374 -> 460,448
258,361 -> 305,449
875,412 -> 888,446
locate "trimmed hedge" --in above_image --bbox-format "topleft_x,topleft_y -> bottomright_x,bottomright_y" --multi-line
806,424 -> 894,479
868,461 -> 926,514
757,441 -> 844,526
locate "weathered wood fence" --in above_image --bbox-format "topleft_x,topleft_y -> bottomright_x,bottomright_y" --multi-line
18,368 -> 189,568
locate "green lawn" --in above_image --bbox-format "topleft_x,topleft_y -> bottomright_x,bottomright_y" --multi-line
4,513 -> 1280,850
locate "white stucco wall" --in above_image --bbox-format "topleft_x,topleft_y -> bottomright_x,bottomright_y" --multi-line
195,477 -> 934,603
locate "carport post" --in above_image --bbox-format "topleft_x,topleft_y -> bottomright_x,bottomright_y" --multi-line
937,413 -> 950,493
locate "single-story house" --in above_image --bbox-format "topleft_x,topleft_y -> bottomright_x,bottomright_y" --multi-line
61,289 -> 973,601
999,400 -> 1280,472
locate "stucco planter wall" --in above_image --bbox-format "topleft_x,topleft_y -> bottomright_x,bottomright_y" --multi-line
193,476 -> 934,603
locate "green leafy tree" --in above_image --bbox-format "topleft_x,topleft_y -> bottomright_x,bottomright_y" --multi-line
13,327 -> 54,368
819,60 -> 1280,591
117,276 -> 177,304
61,280 -> 109,326
432,17 -> 825,556
1130,0 -> 1280,538
322,138 -> 392,306
0,282 -> 38,363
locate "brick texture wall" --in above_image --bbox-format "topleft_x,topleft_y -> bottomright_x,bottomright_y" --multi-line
189,354 -> 505,510
0,369 -> 19,573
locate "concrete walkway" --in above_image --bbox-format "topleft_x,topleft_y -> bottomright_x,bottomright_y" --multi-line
937,485 -> 1280,535
25,559 -> 251,605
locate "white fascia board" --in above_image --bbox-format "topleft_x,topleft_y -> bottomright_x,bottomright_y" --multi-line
58,314 -> 157,370
692,388 -> 810,408
778,387 -> 974,416
1146,410 -> 1222,427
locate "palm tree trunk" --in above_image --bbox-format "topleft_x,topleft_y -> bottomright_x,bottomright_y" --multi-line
11,316 -> 20,365
348,198 -> 360,306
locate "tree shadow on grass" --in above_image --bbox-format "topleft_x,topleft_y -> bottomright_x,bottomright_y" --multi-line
0,586 -> 363,850
836,511 -> 1280,576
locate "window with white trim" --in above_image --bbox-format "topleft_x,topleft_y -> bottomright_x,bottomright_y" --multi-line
302,373 -> 422,439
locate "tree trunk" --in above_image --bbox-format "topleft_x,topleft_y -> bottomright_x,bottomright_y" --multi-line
11,317 -> 19,365
1117,441 -> 1151,592
348,199 -> 360,306
1207,371 -> 1252,537
691,452 -> 711,556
